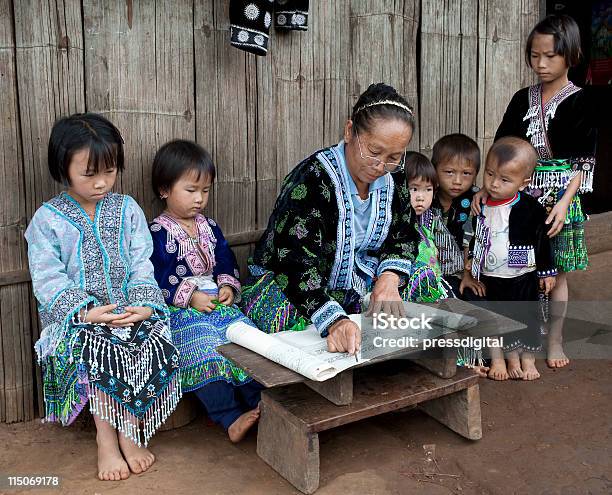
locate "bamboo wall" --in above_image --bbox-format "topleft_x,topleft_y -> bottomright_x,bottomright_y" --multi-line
0,0 -> 538,422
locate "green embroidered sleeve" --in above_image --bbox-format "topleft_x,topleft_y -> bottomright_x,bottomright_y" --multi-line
376,173 -> 419,278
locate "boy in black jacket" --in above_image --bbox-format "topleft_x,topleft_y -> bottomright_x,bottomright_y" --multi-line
469,137 -> 556,381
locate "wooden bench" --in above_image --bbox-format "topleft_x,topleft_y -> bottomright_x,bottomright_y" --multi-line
158,394 -> 200,431
257,361 -> 480,493
220,298 -> 523,403
219,331 -> 460,406
217,299 -> 524,493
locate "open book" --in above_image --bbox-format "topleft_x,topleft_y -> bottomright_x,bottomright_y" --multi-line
226,315 -> 364,382
226,302 -> 479,382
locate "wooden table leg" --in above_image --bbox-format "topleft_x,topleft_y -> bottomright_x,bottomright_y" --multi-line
256,391 -> 320,494
410,356 -> 457,378
158,395 -> 199,432
410,348 -> 457,378
419,384 -> 482,440
305,369 -> 353,405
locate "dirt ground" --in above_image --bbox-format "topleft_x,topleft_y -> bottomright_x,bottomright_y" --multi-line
1,359 -> 611,495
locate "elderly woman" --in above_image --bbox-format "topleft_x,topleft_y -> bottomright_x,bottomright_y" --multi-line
240,83 -> 419,354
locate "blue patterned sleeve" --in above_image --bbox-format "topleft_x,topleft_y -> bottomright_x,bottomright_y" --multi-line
209,220 -> 242,301
124,196 -> 168,315
25,206 -> 98,360
25,206 -> 97,318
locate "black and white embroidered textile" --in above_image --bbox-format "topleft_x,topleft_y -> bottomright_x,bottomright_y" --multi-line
230,0 -> 309,56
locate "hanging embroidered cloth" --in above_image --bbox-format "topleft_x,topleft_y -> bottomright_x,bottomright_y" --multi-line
230,0 -> 309,55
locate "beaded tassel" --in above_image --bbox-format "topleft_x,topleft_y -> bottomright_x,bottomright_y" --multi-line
530,169 -> 573,190
539,290 -> 549,325
457,346 -> 484,368
79,323 -> 173,395
578,169 -> 594,194
88,375 -> 181,447
523,105 -> 538,121
545,100 -> 559,125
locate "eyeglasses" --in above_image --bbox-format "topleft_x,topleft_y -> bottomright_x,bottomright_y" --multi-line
356,132 -> 406,174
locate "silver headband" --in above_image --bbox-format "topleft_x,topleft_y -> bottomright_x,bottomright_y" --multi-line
356,99 -> 414,116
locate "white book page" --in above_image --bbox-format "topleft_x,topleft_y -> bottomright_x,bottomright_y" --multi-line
226,315 -> 365,382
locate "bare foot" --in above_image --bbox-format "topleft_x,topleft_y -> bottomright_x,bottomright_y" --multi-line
521,352 -> 541,381
94,415 -> 129,481
228,406 -> 260,443
546,342 -> 570,368
118,433 -> 155,474
488,358 -> 509,381
506,351 -> 524,380
469,365 -> 490,378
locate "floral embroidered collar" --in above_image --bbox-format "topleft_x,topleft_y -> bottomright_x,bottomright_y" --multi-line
316,142 -> 394,294
524,82 -> 581,159
153,213 -> 216,275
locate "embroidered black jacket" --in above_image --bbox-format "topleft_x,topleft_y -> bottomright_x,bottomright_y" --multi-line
468,192 -> 557,279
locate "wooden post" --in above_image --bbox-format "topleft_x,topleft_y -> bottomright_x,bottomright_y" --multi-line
410,356 -> 457,379
419,0 -> 478,155
476,0 -> 539,177
0,0 -> 80,423
419,384 -> 482,440
159,396 -> 199,432
84,0 -> 195,216
193,0 -> 257,276
257,391 -> 320,494
350,0 -> 420,151
305,370 -> 353,406
410,347 -> 458,378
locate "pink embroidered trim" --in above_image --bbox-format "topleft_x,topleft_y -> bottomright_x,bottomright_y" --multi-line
153,213 -> 217,275
217,274 -> 241,294
173,279 -> 197,308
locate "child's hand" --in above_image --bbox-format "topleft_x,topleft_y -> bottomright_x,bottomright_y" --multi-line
85,304 -> 129,325
109,306 -> 153,327
539,276 -> 556,295
218,286 -> 235,306
545,200 -> 569,237
190,291 -> 217,313
470,190 -> 489,216
460,270 -> 486,297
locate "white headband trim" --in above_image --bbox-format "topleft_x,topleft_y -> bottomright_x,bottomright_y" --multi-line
356,99 -> 414,116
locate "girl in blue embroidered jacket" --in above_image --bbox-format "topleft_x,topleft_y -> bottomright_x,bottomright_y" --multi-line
25,113 -> 181,481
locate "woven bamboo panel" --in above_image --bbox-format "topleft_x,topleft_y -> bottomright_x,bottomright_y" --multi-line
0,0 -> 539,423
